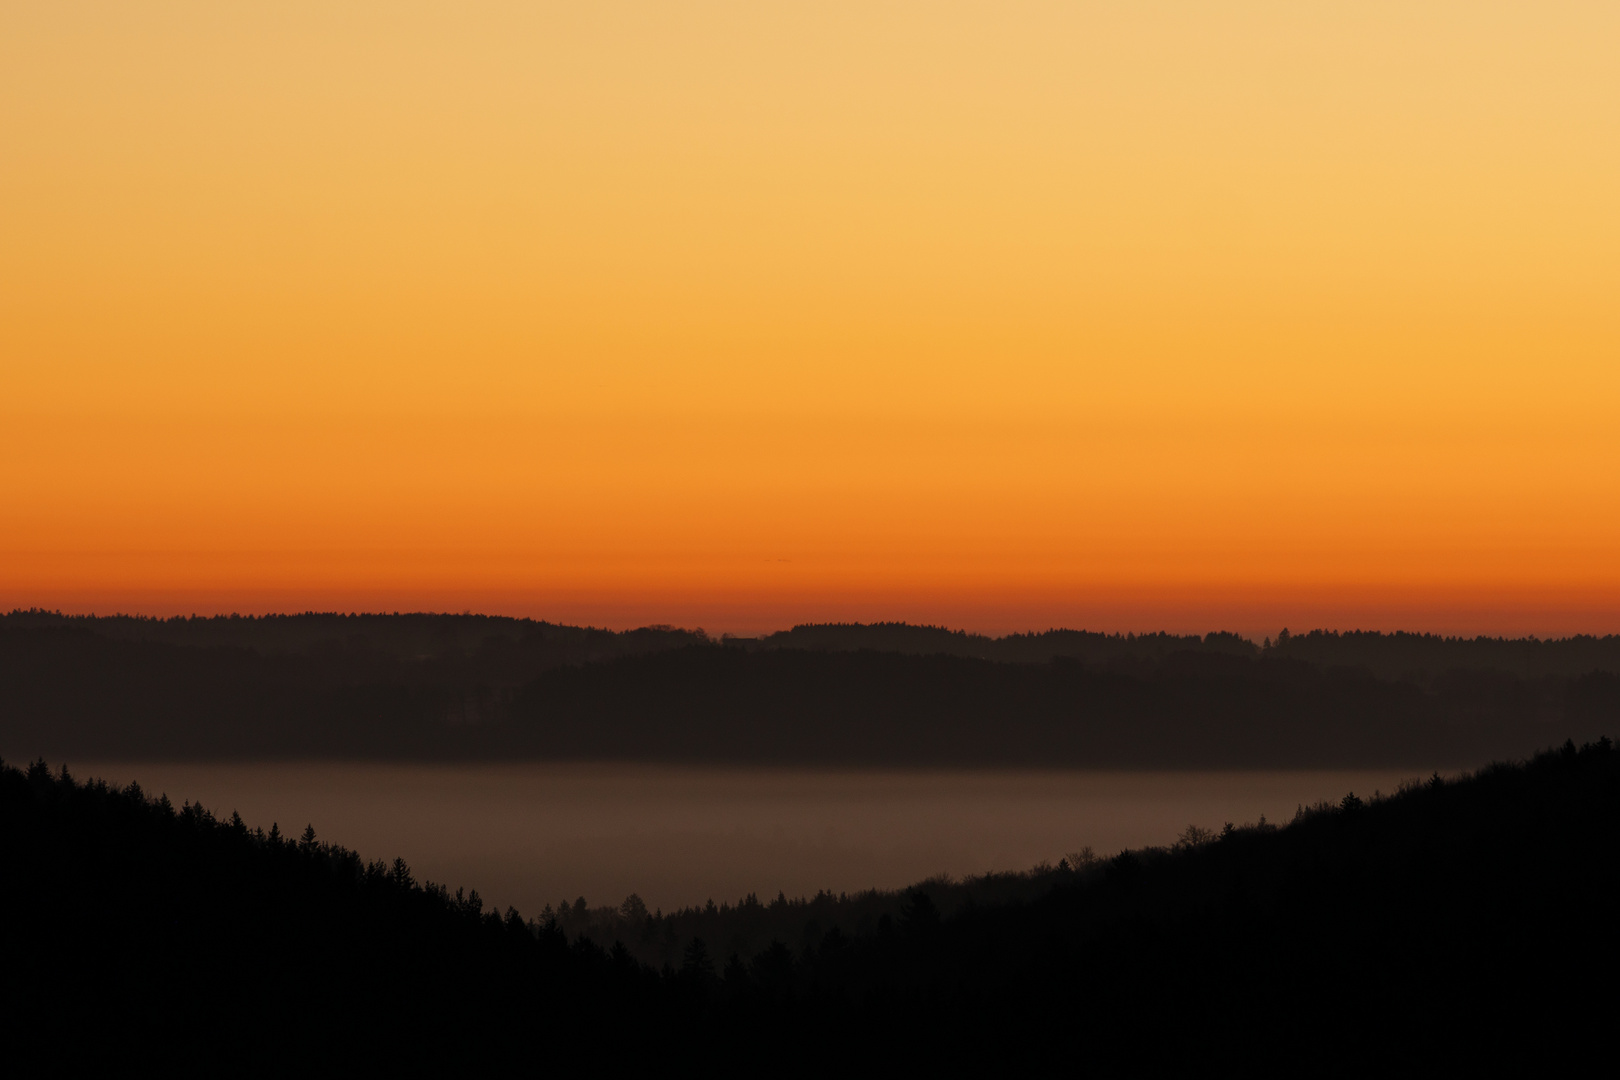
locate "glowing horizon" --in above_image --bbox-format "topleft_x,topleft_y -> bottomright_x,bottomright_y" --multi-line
4,3 -> 1617,638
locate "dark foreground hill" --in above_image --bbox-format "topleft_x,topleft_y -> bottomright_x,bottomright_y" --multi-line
4,740 -> 1617,1071
4,611 -> 1619,765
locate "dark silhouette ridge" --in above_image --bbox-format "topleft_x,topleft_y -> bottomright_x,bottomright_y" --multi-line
5,610 -> 1619,765
5,740 -> 1616,1069
0,608 -> 708,668
13,609 -> 1620,676
754,620 -> 1620,678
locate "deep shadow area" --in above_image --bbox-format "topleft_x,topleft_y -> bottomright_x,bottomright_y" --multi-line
3,611 -> 1618,765
4,739 -> 1617,1069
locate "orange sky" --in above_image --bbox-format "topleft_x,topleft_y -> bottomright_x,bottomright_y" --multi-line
3,2 -> 1618,637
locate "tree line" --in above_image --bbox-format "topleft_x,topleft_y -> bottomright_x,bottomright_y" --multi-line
11,610 -> 1620,678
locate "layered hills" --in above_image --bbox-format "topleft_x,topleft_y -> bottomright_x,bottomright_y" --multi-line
3,611 -> 1617,765
5,740 -> 1615,1068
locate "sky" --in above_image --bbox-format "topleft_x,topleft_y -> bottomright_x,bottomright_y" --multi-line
3,2 -> 1617,637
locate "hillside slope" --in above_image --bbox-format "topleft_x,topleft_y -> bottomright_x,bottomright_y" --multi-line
5,739 -> 1617,1069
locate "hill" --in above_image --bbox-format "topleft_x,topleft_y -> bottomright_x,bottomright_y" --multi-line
4,739 -> 1617,1069
4,612 -> 1619,765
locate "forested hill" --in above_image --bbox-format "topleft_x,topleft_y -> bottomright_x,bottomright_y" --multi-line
3,611 -> 1619,765
0,755 -> 673,1070
758,622 -> 1620,678
0,609 -> 707,670
6,741 -> 1618,1069
8,610 -> 1620,677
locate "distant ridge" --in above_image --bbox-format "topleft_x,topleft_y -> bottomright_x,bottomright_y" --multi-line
0,608 -> 708,663
8,609 -> 1620,677
3,611 -> 1618,766
754,621 -> 1620,678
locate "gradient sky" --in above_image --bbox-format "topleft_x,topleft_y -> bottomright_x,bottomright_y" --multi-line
3,2 -> 1617,636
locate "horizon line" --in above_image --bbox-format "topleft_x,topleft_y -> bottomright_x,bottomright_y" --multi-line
7,607 -> 1617,647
